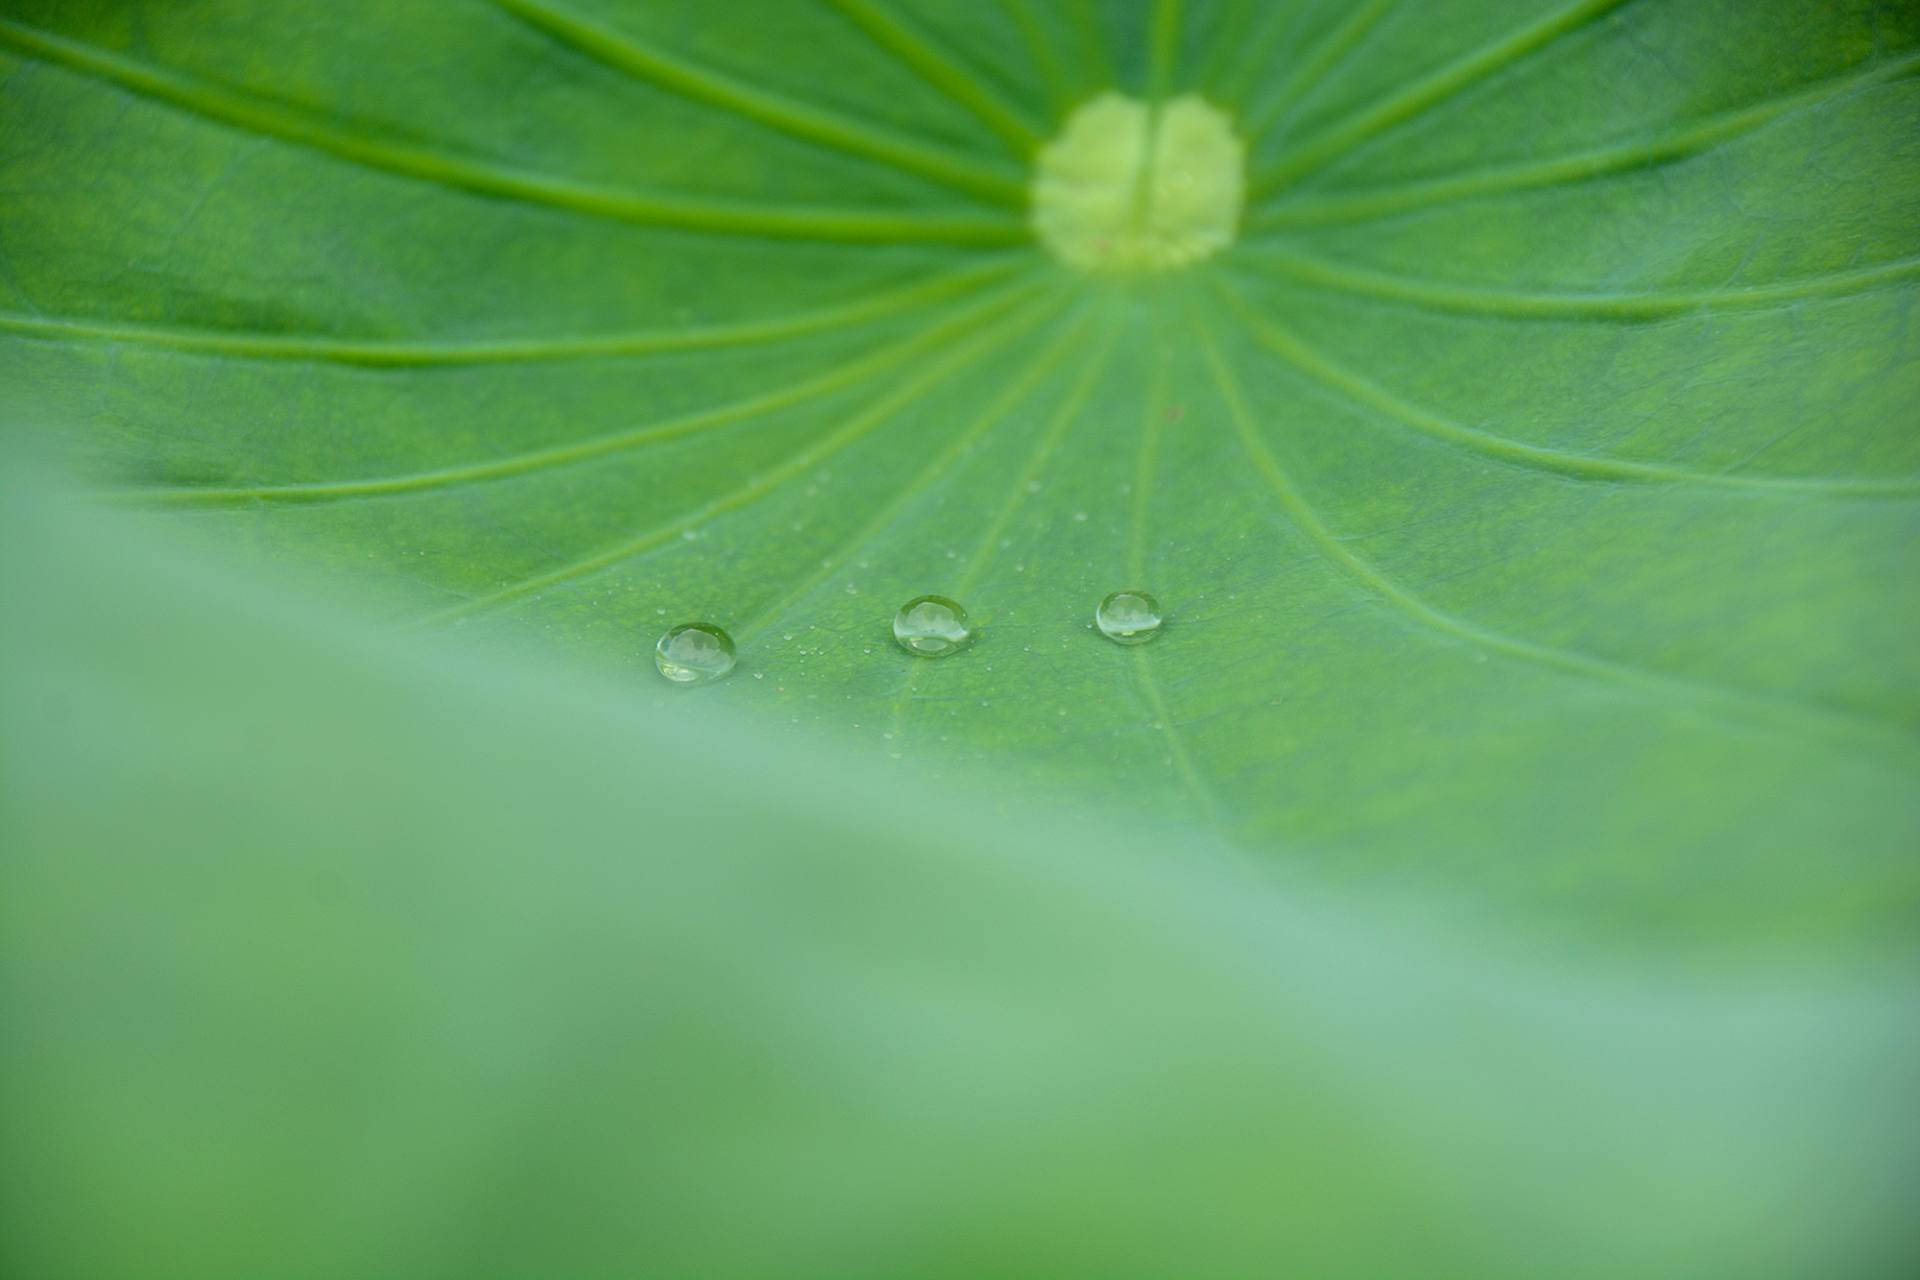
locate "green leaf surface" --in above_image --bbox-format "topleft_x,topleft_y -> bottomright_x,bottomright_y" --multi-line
2,0 -> 1916,954
6,4 -> 1920,1274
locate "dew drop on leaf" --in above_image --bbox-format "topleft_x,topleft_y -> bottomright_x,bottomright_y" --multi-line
892,595 -> 973,658
653,622 -> 736,684
1096,590 -> 1164,646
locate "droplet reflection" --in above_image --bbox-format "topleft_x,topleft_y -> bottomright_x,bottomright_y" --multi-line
654,622 -> 736,684
1095,590 -> 1164,645
893,595 -> 973,657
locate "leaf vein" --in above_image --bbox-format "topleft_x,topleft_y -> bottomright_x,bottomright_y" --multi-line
0,257 -> 1021,368
0,18 -> 1023,245
115,274 -> 1045,506
735,288 -> 1092,642
419,288 -> 1065,624
889,299 -> 1118,736
1253,0 -> 1637,196
823,0 -> 1042,156
1211,276 -> 1920,497
1128,330 -> 1224,826
1189,292 -> 1909,748
1242,0 -> 1394,147
1251,48 -> 1920,226
1236,247 -> 1920,318
487,0 -> 1027,206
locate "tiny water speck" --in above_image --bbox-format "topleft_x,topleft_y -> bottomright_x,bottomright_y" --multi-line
654,622 -> 736,684
1096,589 -> 1164,645
893,594 -> 973,657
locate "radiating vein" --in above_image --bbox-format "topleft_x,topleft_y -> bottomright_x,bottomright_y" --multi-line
1253,48 -> 1920,228
1242,0 -> 1394,146
115,274 -> 1046,506
949,309 -> 1117,595
1001,0 -> 1074,120
1253,0 -> 1635,197
736,288 -> 1094,643
488,0 -> 1025,206
1239,247 -> 1920,318
1188,0 -> 1254,95
889,301 -> 1119,735
0,18 -> 1024,245
1211,277 -> 1920,497
0,256 -> 1022,368
1128,342 -> 1168,579
421,289 -> 1067,624
1210,2 -> 1311,104
1069,0 -> 1116,91
1149,0 -> 1184,102
823,0 -> 1042,156
1127,331 -> 1221,824
1189,294 -> 1906,748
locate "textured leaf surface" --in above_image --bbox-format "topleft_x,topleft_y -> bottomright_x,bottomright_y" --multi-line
6,3 -> 1920,1275
2,0 -> 1917,955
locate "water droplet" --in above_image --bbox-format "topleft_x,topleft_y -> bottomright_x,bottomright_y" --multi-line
893,595 -> 973,657
1095,589 -> 1164,645
654,622 -> 736,684
1072,511 -> 1088,522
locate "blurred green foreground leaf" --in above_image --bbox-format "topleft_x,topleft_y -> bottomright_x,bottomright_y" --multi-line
3,469 -> 1919,1277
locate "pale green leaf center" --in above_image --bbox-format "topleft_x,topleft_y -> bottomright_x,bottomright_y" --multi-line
1029,92 -> 1245,273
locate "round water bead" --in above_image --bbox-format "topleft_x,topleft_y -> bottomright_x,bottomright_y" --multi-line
654,622 -> 736,684
893,595 -> 973,657
1095,590 -> 1164,645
